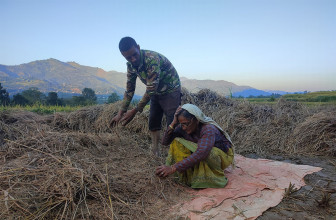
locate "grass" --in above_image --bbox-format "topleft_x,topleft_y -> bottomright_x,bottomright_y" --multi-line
0,104 -> 81,114
282,91 -> 336,103
239,91 -> 336,106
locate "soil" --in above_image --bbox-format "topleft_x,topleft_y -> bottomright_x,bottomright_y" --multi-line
245,153 -> 336,220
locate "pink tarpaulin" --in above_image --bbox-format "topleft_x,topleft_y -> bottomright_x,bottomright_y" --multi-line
173,155 -> 322,220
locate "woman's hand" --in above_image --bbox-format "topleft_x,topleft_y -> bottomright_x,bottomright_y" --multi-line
171,106 -> 182,127
156,165 -> 177,177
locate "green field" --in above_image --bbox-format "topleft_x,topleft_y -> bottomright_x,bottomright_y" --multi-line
0,104 -> 81,114
239,91 -> 336,105
1,91 -> 335,114
282,91 -> 336,102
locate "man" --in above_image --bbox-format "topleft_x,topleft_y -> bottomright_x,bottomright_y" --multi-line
111,37 -> 181,156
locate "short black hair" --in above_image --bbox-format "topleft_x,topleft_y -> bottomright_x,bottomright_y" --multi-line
119,37 -> 137,52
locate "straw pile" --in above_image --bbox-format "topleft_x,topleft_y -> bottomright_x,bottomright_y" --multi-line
292,111 -> 336,156
0,88 -> 335,219
0,108 -> 184,219
180,88 -> 335,156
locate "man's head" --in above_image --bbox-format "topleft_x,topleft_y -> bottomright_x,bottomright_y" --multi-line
119,37 -> 141,67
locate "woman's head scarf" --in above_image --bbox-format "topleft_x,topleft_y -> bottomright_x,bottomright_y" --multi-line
181,103 -> 233,144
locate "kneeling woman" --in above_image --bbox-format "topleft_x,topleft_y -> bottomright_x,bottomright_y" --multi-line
156,104 -> 234,188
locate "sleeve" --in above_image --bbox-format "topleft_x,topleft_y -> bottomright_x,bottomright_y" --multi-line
145,58 -> 161,96
135,92 -> 150,113
174,125 -> 216,172
161,126 -> 183,146
120,70 -> 137,112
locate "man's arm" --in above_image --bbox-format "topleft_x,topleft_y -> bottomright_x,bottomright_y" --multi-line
134,92 -> 150,113
110,71 -> 137,127
120,71 -> 137,112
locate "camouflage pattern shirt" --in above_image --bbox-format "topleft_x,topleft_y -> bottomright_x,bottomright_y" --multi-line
121,50 -> 181,112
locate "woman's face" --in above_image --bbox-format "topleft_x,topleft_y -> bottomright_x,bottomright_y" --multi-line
178,115 -> 198,135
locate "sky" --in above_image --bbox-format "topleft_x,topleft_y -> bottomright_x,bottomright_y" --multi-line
1,0 -> 335,92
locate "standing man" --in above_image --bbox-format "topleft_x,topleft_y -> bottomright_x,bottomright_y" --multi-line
111,37 -> 181,156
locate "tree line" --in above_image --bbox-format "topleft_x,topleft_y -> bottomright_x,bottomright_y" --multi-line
0,83 -> 121,106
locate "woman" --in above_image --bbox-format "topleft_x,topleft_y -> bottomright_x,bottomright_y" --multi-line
155,103 -> 234,188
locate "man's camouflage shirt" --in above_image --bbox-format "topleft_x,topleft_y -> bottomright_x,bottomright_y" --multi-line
121,49 -> 181,112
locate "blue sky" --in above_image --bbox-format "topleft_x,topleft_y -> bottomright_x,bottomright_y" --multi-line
1,0 -> 335,92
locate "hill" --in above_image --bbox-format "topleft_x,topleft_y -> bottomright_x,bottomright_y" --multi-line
232,88 -> 273,97
0,58 -> 131,95
180,77 -> 252,96
0,58 -> 285,97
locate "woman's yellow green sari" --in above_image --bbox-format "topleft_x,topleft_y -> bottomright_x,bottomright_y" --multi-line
166,137 -> 234,188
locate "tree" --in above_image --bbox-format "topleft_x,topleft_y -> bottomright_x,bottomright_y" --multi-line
268,96 -> 276,102
46,92 -> 63,106
107,92 -> 120,104
0,83 -> 10,106
82,88 -> 97,105
71,96 -> 87,106
12,94 -> 29,106
21,87 -> 46,105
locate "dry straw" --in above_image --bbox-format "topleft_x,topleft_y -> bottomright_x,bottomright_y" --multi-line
0,106 -> 182,219
180,88 -> 335,157
0,88 -> 335,219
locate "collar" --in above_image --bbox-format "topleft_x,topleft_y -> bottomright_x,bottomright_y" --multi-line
127,49 -> 145,71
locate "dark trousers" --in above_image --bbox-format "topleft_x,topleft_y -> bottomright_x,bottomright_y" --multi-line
148,88 -> 181,131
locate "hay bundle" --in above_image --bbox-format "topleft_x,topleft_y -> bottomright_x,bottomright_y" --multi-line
0,110 -> 52,147
67,105 -> 105,131
291,111 -> 336,156
1,155 -> 95,219
124,109 -> 150,135
94,102 -> 120,132
64,102 -> 150,135
0,111 -> 183,219
51,112 -> 69,130
181,87 -> 197,104
181,88 -> 235,113
1,132 -> 110,219
0,121 -> 18,146
274,98 -> 309,123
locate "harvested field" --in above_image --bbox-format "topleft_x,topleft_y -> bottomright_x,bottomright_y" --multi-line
0,88 -> 335,219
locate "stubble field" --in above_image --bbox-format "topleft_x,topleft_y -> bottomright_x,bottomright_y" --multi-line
0,88 -> 335,219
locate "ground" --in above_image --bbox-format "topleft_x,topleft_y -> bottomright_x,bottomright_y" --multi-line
249,153 -> 336,220
1,94 -> 335,219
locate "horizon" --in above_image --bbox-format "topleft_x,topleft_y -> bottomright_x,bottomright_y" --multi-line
2,57 -> 334,94
1,0 -> 335,92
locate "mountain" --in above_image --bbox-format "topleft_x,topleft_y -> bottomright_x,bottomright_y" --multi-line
0,58 -> 277,97
232,89 -> 272,97
180,77 -> 253,96
0,58 -> 144,95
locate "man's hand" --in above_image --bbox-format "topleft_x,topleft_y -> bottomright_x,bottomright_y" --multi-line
120,108 -> 138,126
110,110 -> 125,127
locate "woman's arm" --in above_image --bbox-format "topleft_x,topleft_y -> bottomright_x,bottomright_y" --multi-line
174,125 -> 216,172
161,106 -> 182,145
161,125 -> 182,145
